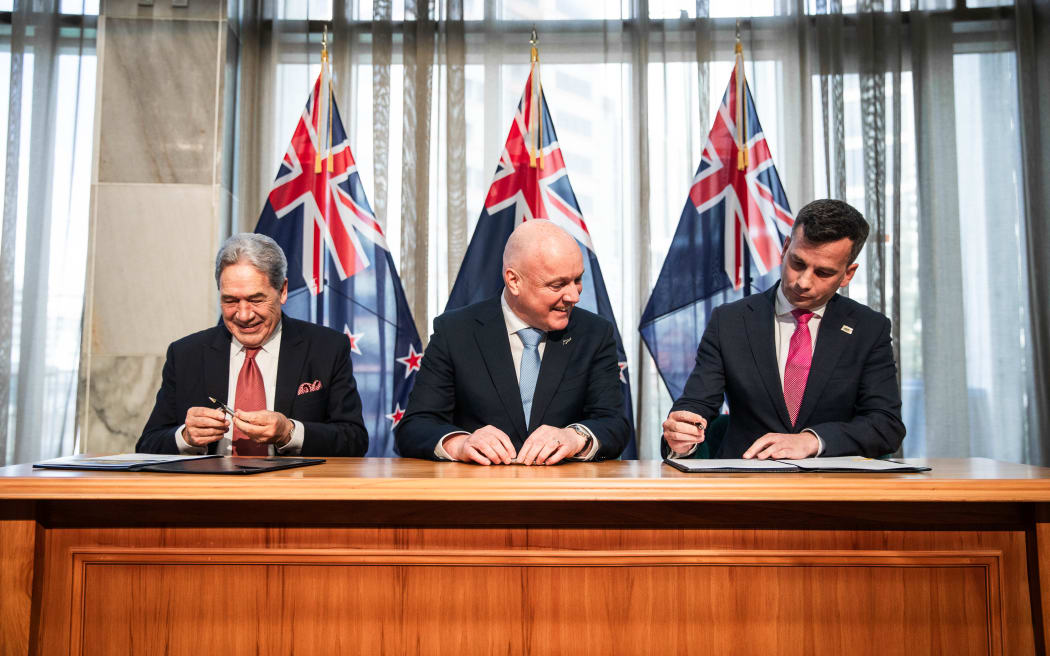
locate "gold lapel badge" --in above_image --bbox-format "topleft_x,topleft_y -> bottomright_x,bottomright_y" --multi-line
840,325 -> 854,335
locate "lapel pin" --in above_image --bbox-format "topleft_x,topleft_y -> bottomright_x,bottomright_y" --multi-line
562,337 -> 572,346
840,325 -> 854,335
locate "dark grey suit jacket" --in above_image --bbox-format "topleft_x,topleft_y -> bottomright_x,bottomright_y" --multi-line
395,297 -> 631,460
671,283 -> 906,458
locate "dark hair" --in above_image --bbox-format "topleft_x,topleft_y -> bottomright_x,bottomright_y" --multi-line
791,199 -> 870,264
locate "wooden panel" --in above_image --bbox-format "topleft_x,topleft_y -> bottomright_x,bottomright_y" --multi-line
70,549 -> 1000,656
33,522 -> 1036,655
0,502 -> 37,656
5,458 -> 1050,503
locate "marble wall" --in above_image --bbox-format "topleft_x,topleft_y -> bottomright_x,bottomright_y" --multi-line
79,1 -> 238,453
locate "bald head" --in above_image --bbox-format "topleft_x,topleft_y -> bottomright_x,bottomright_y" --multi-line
502,220 -> 584,332
503,220 -> 578,271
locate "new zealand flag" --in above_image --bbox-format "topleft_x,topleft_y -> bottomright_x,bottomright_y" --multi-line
446,68 -> 637,458
255,72 -> 423,456
640,68 -> 794,400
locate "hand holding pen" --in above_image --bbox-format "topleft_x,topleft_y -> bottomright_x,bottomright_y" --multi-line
181,397 -> 232,448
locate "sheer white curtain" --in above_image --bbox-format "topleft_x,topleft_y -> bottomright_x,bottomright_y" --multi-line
237,0 -> 1047,462
0,0 -> 96,466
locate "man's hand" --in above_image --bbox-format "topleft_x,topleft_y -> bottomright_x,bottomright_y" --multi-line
662,410 -> 706,455
233,409 -> 294,448
742,432 -> 819,460
183,407 -> 230,447
444,426 -> 516,465
517,425 -> 583,466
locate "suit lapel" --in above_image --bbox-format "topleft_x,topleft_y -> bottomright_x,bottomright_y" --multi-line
274,315 -> 306,417
474,300 -> 529,439
529,322 -> 573,429
205,325 -> 232,405
745,285 -> 793,429
795,295 -> 854,429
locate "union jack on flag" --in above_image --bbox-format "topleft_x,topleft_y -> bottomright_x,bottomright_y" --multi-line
255,71 -> 423,456
640,66 -> 794,400
446,67 -> 638,458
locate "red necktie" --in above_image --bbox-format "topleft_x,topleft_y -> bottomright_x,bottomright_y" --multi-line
232,347 -> 268,456
783,309 -> 814,426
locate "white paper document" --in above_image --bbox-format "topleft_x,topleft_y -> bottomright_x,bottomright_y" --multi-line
664,456 -> 929,473
34,453 -> 217,470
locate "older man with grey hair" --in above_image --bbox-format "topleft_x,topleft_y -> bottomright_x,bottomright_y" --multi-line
137,233 -> 368,457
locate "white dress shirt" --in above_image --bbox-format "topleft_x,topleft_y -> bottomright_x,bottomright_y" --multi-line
175,322 -> 305,455
773,285 -> 827,455
434,291 -> 601,461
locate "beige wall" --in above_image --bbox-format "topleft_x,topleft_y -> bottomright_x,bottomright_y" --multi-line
78,0 -> 239,452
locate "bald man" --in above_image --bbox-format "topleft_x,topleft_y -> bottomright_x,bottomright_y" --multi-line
396,220 -> 631,465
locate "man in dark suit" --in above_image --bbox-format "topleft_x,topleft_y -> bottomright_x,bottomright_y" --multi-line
137,233 -> 368,457
396,220 -> 630,465
663,199 -> 905,460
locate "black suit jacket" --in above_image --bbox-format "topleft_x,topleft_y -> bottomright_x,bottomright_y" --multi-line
671,283 -> 905,458
395,297 -> 631,460
137,315 -> 368,456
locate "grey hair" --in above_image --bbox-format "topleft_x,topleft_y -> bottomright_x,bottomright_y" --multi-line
214,233 -> 288,291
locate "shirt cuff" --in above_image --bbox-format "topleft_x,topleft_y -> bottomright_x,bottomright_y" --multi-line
174,425 -> 208,455
275,420 -> 305,455
434,431 -> 469,461
801,428 -> 825,457
567,424 -> 601,461
666,443 -> 700,459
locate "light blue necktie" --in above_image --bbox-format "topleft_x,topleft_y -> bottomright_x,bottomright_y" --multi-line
517,327 -> 544,429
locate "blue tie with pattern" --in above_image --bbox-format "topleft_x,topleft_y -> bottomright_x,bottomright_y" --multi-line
517,327 -> 544,429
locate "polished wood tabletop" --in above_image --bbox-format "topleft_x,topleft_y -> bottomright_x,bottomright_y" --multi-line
2,457 -> 1050,502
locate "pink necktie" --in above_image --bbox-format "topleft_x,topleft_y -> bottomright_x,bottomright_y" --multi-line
232,347 -> 268,456
783,309 -> 814,426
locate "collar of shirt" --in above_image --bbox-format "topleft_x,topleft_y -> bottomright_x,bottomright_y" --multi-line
774,283 -> 829,320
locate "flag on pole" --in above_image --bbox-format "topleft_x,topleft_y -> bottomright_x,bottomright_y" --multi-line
640,49 -> 794,400
254,43 -> 422,457
445,39 -> 637,458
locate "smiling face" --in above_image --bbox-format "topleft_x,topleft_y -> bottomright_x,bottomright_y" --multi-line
219,262 -> 288,348
779,228 -> 859,310
503,221 -> 584,332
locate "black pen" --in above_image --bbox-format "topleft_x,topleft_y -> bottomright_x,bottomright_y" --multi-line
208,396 -> 235,418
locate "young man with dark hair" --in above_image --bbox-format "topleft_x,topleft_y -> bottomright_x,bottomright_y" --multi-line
662,199 -> 905,460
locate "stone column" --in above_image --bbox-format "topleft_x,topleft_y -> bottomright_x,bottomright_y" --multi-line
78,0 -> 239,452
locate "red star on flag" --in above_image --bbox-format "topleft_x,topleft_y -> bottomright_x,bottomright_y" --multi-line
396,344 -> 423,378
618,361 -> 628,384
343,326 -> 364,355
386,403 -> 406,426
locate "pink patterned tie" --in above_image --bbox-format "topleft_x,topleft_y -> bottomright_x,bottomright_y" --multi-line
783,309 -> 814,426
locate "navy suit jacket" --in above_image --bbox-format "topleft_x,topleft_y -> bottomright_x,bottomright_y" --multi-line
137,315 -> 368,457
671,283 -> 905,458
395,297 -> 631,461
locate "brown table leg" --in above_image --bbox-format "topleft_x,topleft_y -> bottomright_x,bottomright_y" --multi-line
0,501 -> 38,656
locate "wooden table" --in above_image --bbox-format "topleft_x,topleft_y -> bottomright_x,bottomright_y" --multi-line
2,457 -> 1049,655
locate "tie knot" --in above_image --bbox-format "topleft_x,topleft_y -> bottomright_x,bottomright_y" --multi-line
244,347 -> 261,361
791,309 -> 814,325
518,327 -> 544,349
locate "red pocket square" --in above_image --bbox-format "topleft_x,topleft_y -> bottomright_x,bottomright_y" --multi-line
297,380 -> 322,396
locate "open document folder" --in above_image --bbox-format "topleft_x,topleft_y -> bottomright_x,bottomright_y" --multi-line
663,456 -> 930,473
33,454 -> 325,474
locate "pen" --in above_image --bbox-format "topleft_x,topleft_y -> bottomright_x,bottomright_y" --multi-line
208,396 -> 235,418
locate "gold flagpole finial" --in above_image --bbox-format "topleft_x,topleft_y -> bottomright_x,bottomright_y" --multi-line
322,26 -> 329,62
530,26 -> 539,61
